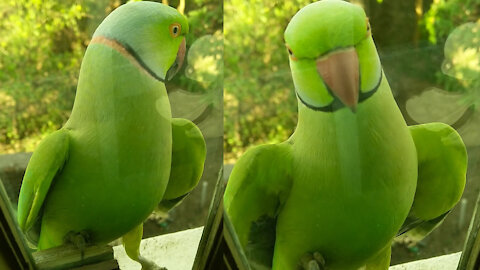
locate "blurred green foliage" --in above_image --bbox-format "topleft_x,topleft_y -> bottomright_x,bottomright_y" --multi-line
0,0 -> 87,152
421,0 -> 480,105
185,33 -> 223,110
0,0 -> 221,153
173,0 -> 223,94
224,0 -> 312,161
1,0 -> 479,160
441,21 -> 480,109
423,0 -> 480,45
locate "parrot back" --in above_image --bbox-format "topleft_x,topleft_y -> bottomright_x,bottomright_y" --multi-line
37,43 -> 172,248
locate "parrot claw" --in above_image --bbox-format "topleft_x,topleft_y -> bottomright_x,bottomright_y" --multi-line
298,251 -> 326,270
64,230 -> 91,259
138,255 -> 167,270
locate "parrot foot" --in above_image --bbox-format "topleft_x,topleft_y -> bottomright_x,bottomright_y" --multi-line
64,230 -> 91,259
298,252 -> 326,270
138,255 -> 167,270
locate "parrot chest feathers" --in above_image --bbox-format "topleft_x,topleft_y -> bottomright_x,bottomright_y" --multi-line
273,81 -> 418,267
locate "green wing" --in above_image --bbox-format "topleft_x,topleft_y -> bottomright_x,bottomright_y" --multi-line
224,143 -> 292,269
158,118 -> 206,212
398,122 -> 467,239
17,129 -> 70,232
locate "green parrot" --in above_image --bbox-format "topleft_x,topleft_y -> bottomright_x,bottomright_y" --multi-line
16,2 -> 206,268
223,1 -> 467,269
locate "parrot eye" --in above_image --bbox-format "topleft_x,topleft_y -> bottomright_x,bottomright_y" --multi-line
286,45 -> 298,61
169,23 -> 181,38
366,18 -> 371,34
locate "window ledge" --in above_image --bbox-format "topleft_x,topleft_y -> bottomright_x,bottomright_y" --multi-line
113,226 -> 204,270
390,252 -> 461,270
113,226 -> 461,270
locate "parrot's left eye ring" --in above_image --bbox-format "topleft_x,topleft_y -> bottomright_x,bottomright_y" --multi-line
169,23 -> 181,38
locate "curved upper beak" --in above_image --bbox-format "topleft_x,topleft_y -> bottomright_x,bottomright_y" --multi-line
166,37 -> 186,81
316,48 -> 359,111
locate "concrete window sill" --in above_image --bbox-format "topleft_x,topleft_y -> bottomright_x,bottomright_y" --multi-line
114,227 -> 204,270
113,226 -> 461,270
390,252 -> 461,270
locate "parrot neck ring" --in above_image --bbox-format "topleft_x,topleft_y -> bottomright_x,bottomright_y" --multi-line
290,42 -> 382,113
296,70 -> 382,113
90,36 -> 166,83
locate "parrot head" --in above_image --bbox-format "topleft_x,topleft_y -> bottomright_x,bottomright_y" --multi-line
92,1 -> 189,82
284,0 -> 382,112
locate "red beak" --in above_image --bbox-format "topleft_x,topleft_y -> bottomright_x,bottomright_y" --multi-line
166,38 -> 186,80
316,48 -> 359,111
176,38 -> 186,71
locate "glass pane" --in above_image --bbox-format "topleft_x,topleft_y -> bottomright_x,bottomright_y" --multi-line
223,0 -> 479,268
0,0 -> 222,269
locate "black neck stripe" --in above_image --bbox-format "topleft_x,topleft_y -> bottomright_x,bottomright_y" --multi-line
90,36 -> 165,83
297,72 -> 383,112
120,41 -> 166,83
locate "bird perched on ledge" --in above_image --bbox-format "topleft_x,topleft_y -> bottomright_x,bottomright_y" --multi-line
17,2 -> 206,269
224,0 -> 467,269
